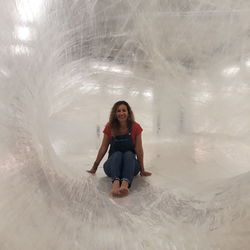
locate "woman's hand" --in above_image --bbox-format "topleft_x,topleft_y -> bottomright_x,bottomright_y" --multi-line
87,164 -> 98,174
87,134 -> 110,175
140,170 -> 152,176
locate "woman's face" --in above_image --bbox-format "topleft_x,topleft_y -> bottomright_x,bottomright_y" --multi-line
116,104 -> 128,123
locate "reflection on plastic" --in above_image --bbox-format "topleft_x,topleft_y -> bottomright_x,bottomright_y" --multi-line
0,0 -> 250,250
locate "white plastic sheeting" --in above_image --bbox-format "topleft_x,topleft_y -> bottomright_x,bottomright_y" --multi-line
1,0 -> 250,249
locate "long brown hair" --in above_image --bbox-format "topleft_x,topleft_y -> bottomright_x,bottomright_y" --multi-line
109,101 -> 135,134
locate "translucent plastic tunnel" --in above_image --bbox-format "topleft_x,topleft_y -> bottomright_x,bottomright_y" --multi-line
1,1 -> 250,249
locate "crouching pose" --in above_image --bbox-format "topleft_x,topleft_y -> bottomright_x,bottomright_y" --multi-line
87,100 -> 151,197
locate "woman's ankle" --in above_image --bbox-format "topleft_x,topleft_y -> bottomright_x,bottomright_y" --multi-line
113,179 -> 120,185
111,180 -> 121,196
121,180 -> 129,188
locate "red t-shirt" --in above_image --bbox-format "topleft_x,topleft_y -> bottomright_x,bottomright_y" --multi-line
103,122 -> 143,144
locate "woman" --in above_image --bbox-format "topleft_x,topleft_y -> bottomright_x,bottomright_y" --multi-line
87,101 -> 151,197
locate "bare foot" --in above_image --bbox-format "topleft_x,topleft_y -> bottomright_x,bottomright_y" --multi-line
119,180 -> 129,196
111,180 -> 120,196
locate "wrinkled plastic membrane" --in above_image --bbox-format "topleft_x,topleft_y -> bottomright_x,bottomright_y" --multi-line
1,1 -> 250,249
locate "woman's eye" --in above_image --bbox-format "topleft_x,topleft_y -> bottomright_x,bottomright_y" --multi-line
117,109 -> 126,113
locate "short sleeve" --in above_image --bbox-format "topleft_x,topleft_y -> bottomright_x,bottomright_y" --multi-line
131,122 -> 143,143
135,122 -> 143,136
103,123 -> 112,137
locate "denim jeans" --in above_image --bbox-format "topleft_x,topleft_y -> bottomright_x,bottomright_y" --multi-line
103,151 -> 140,187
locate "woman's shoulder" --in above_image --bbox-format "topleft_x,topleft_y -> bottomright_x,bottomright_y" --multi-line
132,121 -> 143,133
103,122 -> 111,130
132,121 -> 141,127
103,122 -> 111,136
132,121 -> 142,127
105,122 -> 111,127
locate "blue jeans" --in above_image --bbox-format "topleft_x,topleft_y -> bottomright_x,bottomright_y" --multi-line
103,151 -> 140,187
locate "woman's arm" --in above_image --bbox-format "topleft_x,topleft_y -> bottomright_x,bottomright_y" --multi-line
87,134 -> 111,174
135,133 -> 152,176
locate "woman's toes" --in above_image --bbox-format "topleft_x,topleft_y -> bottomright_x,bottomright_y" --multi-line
111,189 -> 120,196
119,186 -> 129,196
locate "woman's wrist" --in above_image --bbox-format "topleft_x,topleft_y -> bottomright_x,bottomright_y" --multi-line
93,161 -> 99,169
140,166 -> 145,172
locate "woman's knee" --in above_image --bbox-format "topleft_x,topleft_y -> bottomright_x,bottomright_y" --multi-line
123,150 -> 134,158
112,151 -> 123,159
103,162 -> 111,177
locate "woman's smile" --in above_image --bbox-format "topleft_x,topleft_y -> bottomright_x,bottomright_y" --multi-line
116,104 -> 128,122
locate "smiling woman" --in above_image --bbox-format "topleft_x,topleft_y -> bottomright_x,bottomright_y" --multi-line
87,100 -> 152,196
1,0 -> 250,249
